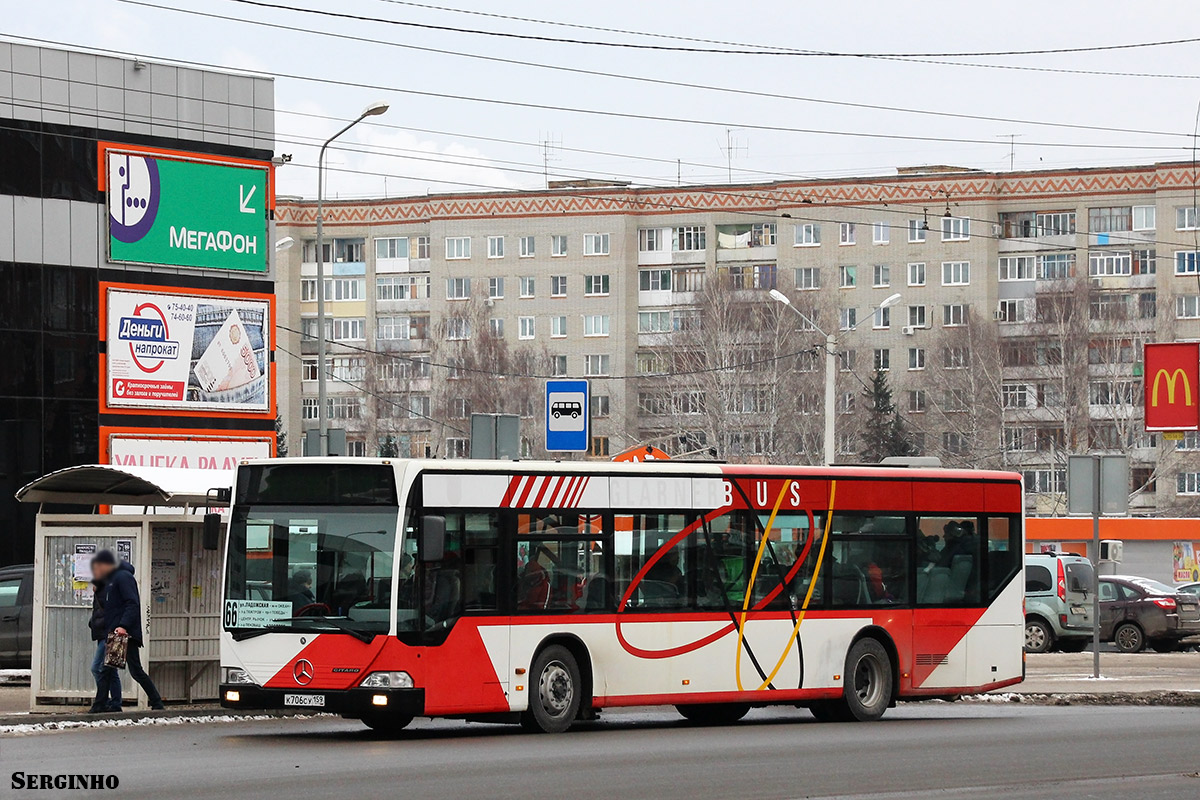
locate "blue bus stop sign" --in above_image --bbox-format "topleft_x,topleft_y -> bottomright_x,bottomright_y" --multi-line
545,380 -> 589,452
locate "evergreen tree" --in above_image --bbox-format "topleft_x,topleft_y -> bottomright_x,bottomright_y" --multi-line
274,415 -> 288,457
378,435 -> 399,458
860,370 -> 915,462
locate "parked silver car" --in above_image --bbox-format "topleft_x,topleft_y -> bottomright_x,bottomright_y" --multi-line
1024,553 -> 1095,653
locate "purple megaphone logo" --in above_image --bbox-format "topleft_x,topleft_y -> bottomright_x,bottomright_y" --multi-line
109,154 -> 161,244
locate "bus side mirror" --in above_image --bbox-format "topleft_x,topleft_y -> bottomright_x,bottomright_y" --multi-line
202,513 -> 222,551
421,515 -> 446,562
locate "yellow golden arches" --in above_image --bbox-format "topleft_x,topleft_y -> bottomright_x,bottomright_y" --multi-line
733,478 -> 837,692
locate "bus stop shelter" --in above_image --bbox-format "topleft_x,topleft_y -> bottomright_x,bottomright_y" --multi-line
15,465 -> 230,710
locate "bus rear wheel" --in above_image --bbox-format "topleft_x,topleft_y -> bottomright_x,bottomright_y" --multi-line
361,712 -> 414,735
676,703 -> 750,725
813,638 -> 893,722
521,645 -> 582,733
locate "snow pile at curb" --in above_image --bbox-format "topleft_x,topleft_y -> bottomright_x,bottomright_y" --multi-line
0,669 -> 31,685
967,691 -> 1200,706
1,712 -> 332,736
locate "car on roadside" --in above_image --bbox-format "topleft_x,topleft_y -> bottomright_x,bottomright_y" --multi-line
1177,582 -> 1200,598
1099,575 -> 1200,653
0,564 -> 34,669
1024,553 -> 1095,653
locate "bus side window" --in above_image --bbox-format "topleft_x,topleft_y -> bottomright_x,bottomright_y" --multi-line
515,537 -> 605,613
985,516 -> 1021,600
915,516 -> 981,606
614,513 -> 697,611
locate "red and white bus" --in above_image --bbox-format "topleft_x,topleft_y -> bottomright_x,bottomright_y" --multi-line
219,458 -> 1024,732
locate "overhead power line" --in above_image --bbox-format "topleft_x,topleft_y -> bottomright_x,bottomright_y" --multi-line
120,0 -> 1190,140
219,0 -> 1200,59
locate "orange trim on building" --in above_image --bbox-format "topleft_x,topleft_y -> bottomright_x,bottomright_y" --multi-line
1027,517 -> 1200,542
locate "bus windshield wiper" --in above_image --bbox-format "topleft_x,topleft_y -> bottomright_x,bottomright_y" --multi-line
272,616 -> 375,643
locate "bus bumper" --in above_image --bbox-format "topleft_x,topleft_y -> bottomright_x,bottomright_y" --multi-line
219,684 -> 425,718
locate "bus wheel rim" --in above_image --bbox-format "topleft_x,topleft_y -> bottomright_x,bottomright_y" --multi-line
853,653 -> 883,708
540,661 -> 573,716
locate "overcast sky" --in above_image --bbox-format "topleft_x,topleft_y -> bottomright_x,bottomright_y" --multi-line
8,0 -> 1200,199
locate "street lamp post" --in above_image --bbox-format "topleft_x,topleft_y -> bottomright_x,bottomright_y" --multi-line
770,289 -> 901,466
315,101 -> 389,456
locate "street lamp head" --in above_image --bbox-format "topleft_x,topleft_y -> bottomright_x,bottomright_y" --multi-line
768,288 -> 792,306
361,101 -> 390,118
275,236 -> 295,253
879,292 -> 902,309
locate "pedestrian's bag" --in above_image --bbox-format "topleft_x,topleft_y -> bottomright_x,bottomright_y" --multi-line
103,631 -> 128,670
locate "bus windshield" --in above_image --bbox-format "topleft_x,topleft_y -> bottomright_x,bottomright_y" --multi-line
225,506 -> 398,635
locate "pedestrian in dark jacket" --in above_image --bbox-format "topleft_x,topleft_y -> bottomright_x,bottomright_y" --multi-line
90,550 -> 164,710
87,566 -> 122,713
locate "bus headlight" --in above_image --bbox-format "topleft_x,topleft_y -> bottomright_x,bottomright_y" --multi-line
222,667 -> 256,685
360,671 -> 414,689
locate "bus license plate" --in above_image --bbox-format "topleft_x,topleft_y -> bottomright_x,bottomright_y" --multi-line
284,694 -> 325,708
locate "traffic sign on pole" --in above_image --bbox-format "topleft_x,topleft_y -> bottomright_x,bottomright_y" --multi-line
545,380 -> 589,452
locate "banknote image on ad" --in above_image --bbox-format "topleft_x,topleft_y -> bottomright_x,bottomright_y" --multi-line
105,287 -> 271,413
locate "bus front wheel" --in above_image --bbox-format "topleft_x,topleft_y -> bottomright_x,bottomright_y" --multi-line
521,645 -> 582,733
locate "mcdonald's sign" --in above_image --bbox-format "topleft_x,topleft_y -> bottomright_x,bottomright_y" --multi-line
1144,342 -> 1200,431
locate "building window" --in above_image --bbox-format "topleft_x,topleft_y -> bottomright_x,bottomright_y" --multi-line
584,354 -> 610,376
487,276 -> 504,299
941,217 -> 970,241
450,398 -> 471,419
520,276 -> 536,298
377,275 -> 431,301
489,317 -> 504,337
639,228 -> 666,252
943,346 -> 969,369
328,397 -> 364,420
908,347 -> 925,370
1039,252 -> 1074,280
446,317 -> 471,341
908,389 -> 926,413
332,318 -> 365,341
445,236 -> 471,260
584,315 -> 610,337
1175,251 -> 1200,276
303,278 -> 366,302
1090,250 -> 1132,276
302,398 -> 319,419
872,221 -> 889,244
838,350 -> 857,372
412,236 -> 430,259
376,237 -> 409,259
519,235 -> 535,257
1176,207 -> 1199,231
518,316 -> 535,340
839,222 -> 856,245
794,223 -> 821,246
551,235 -> 568,257
551,275 -> 568,297
445,438 -> 470,459
592,395 -> 610,418
908,219 -> 926,243
584,233 -> 610,256
907,305 -> 926,328
588,436 -> 610,457
1133,249 -> 1156,275
999,256 -> 1035,281
872,264 -> 890,287
1178,473 -> 1200,495
484,235 -> 504,259
872,307 -> 891,330
405,395 -> 431,419
907,262 -> 926,287
1176,295 -> 1200,319
943,304 -> 967,327
794,266 -> 820,290
446,276 -> 471,299
839,265 -> 857,288
551,355 -> 568,377
674,225 -> 706,251
942,261 -> 970,286
996,298 -> 1028,323
873,348 -> 890,371
550,315 -> 567,338
638,310 -> 671,333
839,307 -> 857,331
377,315 -> 426,341
639,268 -> 671,291
1089,206 -> 1132,233
302,359 -> 318,381
1002,383 -> 1029,409
585,274 -> 610,295
1132,205 -> 1156,231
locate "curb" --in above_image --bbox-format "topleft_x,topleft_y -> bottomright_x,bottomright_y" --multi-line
0,706 -> 320,728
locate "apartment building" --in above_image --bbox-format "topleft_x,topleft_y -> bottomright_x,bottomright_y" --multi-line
275,161 -> 1200,515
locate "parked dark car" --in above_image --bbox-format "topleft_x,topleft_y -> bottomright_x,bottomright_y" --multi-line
0,564 -> 34,668
1099,575 -> 1200,653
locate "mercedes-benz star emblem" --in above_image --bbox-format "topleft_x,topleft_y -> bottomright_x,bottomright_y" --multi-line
292,659 -> 314,686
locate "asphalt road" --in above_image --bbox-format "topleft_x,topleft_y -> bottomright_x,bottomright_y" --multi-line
4,705 -> 1200,799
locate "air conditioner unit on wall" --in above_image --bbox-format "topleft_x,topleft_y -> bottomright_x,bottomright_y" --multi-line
1099,540 -> 1123,562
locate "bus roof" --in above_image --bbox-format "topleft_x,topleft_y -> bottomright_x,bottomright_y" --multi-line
236,457 -> 1021,484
